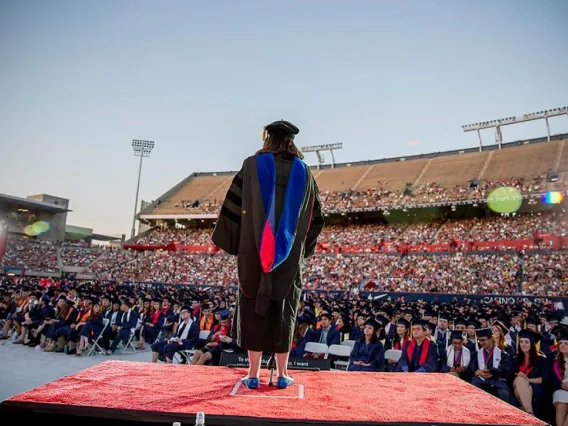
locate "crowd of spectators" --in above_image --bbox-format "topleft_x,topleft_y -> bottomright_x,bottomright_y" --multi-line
1,235 -> 59,272
60,241 -> 104,267
128,211 -> 565,249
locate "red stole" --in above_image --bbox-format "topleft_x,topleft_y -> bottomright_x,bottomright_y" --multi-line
519,361 -> 534,376
406,338 -> 430,366
394,336 -> 409,350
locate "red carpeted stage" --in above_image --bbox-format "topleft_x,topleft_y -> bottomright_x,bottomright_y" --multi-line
0,360 -> 544,426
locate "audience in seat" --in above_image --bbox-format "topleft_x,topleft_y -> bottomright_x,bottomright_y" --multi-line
151,305 -> 199,363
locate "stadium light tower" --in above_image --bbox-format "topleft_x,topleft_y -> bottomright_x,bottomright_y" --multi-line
131,139 -> 155,239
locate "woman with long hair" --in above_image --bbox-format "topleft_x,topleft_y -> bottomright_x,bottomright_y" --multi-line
512,329 -> 546,417
137,299 -> 164,350
465,319 -> 480,354
385,318 -> 410,350
552,332 -> 568,426
491,322 -> 513,356
212,120 -> 323,389
290,322 -> 313,358
76,300 -> 105,356
335,316 -> 351,343
348,319 -> 385,372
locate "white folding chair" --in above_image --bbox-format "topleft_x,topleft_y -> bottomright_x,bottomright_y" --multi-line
122,328 -> 137,353
327,344 -> 352,370
342,339 -> 356,349
385,349 -> 402,362
175,329 -> 212,363
304,342 -> 329,358
86,319 -> 110,356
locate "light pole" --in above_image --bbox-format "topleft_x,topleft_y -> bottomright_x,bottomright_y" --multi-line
131,139 -> 154,239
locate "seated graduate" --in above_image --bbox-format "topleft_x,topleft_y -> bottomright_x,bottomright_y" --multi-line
348,319 -> 385,372
349,314 -> 367,342
44,297 -> 77,352
66,297 -> 94,354
469,327 -> 513,404
138,299 -> 165,350
465,319 -> 481,355
335,314 -> 352,343
107,300 -> 139,354
309,312 -> 340,357
152,305 -> 199,363
384,318 -> 410,372
191,309 -> 235,365
398,320 -> 439,373
290,315 -> 314,358
551,331 -> 568,426
440,330 -> 472,381
76,299 -> 105,356
25,295 -> 54,347
12,292 -> 40,345
511,329 -> 547,418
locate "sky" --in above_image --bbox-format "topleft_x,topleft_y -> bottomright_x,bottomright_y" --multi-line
1,0 -> 567,236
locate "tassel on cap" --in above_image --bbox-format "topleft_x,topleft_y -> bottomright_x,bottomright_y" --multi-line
262,127 -> 267,142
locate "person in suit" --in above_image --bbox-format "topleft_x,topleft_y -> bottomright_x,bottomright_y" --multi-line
399,320 -> 439,373
310,313 -> 340,356
107,300 -> 138,354
151,305 -> 199,363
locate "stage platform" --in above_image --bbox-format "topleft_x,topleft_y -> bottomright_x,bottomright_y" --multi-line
0,360 -> 544,426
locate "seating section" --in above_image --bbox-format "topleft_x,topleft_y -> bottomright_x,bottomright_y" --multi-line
483,141 -> 557,182
144,140 -> 567,215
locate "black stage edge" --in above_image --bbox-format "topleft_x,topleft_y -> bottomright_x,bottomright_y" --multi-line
0,400 -> 531,426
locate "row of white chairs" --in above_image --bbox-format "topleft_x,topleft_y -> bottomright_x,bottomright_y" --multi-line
304,341 -> 403,370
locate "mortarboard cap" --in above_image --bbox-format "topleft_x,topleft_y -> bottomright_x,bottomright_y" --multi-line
181,305 -> 191,312
450,330 -> 465,341
467,319 -> 481,329
397,318 -> 410,328
526,316 -> 540,327
412,319 -> 430,329
547,313 -> 563,323
365,319 -> 380,330
218,309 -> 230,320
476,328 -> 493,339
519,329 -> 541,345
454,317 -> 467,327
264,120 -> 300,138
438,313 -> 450,321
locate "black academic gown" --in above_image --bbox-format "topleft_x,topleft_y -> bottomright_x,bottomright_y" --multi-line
212,151 -> 324,353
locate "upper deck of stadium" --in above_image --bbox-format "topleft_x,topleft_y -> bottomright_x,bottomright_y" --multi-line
140,133 -> 568,217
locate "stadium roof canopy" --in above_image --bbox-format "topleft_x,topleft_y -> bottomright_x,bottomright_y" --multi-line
0,193 -> 71,213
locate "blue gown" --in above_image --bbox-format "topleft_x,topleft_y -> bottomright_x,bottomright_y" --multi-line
348,339 -> 385,372
511,355 -> 548,417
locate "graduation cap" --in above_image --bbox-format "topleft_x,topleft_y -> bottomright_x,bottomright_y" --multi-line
526,316 -> 540,327
63,298 -> 75,307
365,319 -> 380,330
450,330 -> 465,341
558,331 -> 568,343
263,120 -> 300,140
397,318 -> 410,329
476,328 -> 493,339
412,319 -> 430,330
423,310 -> 435,318
519,329 -> 541,345
181,305 -> 191,312
467,319 -> 481,329
438,313 -> 451,322
218,309 -> 230,321
454,317 -> 467,327
493,320 -> 509,336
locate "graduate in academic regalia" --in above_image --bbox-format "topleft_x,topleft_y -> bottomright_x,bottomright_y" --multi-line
212,120 -> 324,390
469,328 -> 513,404
465,319 -> 481,355
348,319 -> 385,372
440,330 -> 472,381
398,320 -> 439,373
511,329 -> 547,418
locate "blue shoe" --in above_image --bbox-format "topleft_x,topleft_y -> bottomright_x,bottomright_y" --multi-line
276,376 -> 294,389
243,378 -> 259,389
